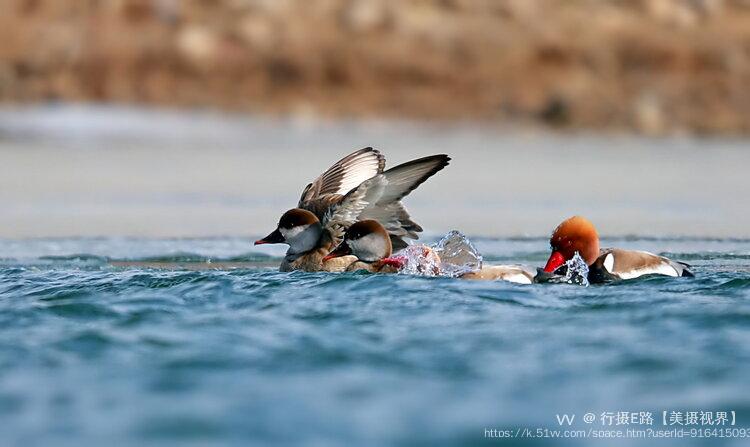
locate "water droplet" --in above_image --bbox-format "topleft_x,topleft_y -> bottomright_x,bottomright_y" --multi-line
563,252 -> 589,286
397,245 -> 442,276
432,230 -> 483,277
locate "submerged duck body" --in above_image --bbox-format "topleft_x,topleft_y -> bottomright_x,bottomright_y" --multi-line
344,260 -> 401,274
460,265 -> 539,284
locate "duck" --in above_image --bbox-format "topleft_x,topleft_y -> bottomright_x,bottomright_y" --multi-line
327,220 -> 578,283
254,148 -> 451,272
323,220 -> 441,274
459,265 -> 540,284
327,219 -> 541,281
542,216 -> 694,283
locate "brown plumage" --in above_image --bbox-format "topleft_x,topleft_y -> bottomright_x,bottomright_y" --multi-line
344,260 -> 400,274
324,220 -> 394,273
318,152 -> 451,250
256,148 -> 451,272
298,147 -> 386,223
281,249 -> 357,272
325,220 -> 439,274
272,210 -> 358,272
460,265 -> 537,284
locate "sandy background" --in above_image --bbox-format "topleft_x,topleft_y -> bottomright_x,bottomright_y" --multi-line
1,1 -> 748,239
1,0 -> 750,134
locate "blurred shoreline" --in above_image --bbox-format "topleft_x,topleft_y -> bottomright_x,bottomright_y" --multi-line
1,0 -> 750,135
1,104 -> 749,239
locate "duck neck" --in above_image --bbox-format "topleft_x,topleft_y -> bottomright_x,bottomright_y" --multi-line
286,229 -> 333,262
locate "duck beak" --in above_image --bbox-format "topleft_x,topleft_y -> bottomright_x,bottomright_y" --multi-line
323,241 -> 351,261
543,251 -> 566,273
255,228 -> 284,245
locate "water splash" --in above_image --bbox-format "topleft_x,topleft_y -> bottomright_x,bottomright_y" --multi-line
432,230 -> 483,277
392,231 -> 483,277
396,245 -> 442,277
562,252 -> 590,286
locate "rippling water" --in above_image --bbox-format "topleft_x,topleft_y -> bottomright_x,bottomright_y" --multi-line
1,236 -> 749,446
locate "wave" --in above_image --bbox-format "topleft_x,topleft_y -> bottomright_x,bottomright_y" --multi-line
7,251 -> 281,265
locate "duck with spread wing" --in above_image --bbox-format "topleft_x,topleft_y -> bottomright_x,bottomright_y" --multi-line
254,148 -> 450,272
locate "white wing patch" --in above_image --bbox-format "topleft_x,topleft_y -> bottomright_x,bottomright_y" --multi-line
603,253 -> 615,273
502,273 -> 534,284
335,164 -> 381,196
299,148 -> 384,206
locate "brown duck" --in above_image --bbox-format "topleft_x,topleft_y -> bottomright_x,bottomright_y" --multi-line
255,148 -> 450,272
323,220 -> 441,274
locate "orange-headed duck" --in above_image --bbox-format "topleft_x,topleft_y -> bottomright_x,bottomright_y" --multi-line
543,216 -> 694,283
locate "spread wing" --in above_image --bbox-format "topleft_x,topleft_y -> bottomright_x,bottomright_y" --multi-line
368,154 -> 451,205
298,147 -> 385,217
360,154 -> 450,249
326,154 -> 451,250
323,175 -> 387,242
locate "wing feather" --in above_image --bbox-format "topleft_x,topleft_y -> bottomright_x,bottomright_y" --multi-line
359,155 -> 450,246
298,147 -> 385,207
306,153 -> 450,251
376,154 -> 450,204
323,175 -> 387,241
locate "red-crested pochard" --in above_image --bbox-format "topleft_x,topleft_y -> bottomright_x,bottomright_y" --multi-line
543,216 -> 694,283
255,148 -> 450,272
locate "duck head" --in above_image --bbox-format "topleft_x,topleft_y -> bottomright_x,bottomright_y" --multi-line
323,220 -> 392,262
543,215 -> 600,273
255,208 -> 323,255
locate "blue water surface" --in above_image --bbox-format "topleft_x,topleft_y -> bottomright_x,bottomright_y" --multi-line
0,236 -> 749,447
